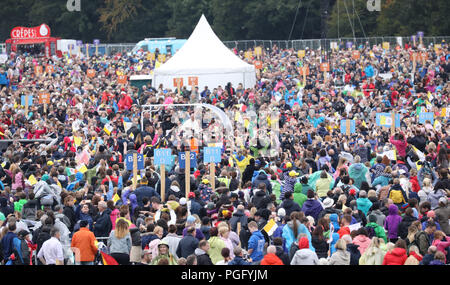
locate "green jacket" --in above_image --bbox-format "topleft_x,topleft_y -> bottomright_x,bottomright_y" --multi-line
301,183 -> 313,196
14,199 -> 28,213
271,180 -> 282,204
293,183 -> 307,208
208,236 -> 226,264
366,222 -> 387,243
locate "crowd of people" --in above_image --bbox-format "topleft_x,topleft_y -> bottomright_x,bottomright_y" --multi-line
0,38 -> 448,266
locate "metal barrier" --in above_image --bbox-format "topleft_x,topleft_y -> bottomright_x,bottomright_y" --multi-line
0,139 -> 55,152
81,36 -> 450,56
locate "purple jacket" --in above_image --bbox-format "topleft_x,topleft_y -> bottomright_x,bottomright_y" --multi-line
301,199 -> 323,222
384,205 -> 402,239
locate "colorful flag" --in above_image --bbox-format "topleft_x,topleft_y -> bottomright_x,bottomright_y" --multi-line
100,251 -> 119,265
263,219 -> 277,236
112,193 -> 121,204
77,164 -> 88,174
103,124 -> 113,136
28,175 -> 38,186
123,121 -> 133,133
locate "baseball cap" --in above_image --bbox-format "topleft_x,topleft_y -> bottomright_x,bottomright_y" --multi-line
188,192 -> 195,199
179,198 -> 187,206
322,198 -> 334,209
289,170 -> 299,177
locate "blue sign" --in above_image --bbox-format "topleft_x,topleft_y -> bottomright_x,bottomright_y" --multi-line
418,112 -> 434,125
340,120 -> 356,135
21,95 -> 33,106
417,31 -> 424,38
154,148 -> 172,166
203,147 -> 222,163
93,39 -> 100,45
125,153 -> 145,171
179,152 -> 197,169
76,40 -> 83,46
346,42 -> 353,49
376,113 -> 401,128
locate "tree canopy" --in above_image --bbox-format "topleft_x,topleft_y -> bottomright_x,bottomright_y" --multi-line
0,0 -> 448,42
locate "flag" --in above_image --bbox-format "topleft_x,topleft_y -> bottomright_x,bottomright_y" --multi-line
123,121 -> 133,133
28,175 -> 38,186
76,164 -> 88,174
103,124 -> 113,136
433,119 -> 441,131
100,251 -> 119,265
112,193 -> 121,204
73,136 -> 82,148
263,219 -> 277,236
362,120 -> 367,128
112,101 -> 119,113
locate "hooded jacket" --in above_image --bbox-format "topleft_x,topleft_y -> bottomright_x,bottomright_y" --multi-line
252,172 -> 272,194
195,248 -> 214,265
290,238 -> 319,265
207,236 -> 226,264
434,204 -> 450,235
282,220 -> 314,251
248,230 -> 265,262
382,248 -> 407,265
150,243 -> 178,265
356,197 -> 373,216
365,222 -> 388,243
260,253 -> 284,265
359,245 -> 386,265
348,163 -> 370,189
229,209 -> 248,233
251,190 -> 271,210
347,243 -> 361,265
161,233 -> 182,259
427,190 -> 446,210
279,199 -> 301,217
293,186 -> 307,208
176,233 -> 199,258
301,199 -> 323,221
352,235 -> 372,255
134,185 -> 160,207
329,249 -> 350,265
228,255 -> 251,265
384,205 -> 402,239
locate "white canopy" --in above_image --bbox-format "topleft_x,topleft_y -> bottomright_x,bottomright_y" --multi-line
153,15 -> 256,91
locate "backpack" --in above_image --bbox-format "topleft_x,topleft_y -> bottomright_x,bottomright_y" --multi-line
408,231 -> 428,254
390,190 -> 404,204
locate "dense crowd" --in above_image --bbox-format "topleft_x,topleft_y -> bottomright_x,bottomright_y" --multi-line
0,38 -> 448,266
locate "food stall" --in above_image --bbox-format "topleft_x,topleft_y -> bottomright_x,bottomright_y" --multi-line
5,24 -> 62,58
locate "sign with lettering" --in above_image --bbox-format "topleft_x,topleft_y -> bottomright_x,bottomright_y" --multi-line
11,24 -> 51,39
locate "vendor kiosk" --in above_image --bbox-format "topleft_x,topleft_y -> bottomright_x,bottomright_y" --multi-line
5,24 -> 62,58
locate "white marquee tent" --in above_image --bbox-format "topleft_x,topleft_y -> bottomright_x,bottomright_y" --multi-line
153,15 -> 256,91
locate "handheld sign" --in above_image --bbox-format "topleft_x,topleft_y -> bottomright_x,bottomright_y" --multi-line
178,151 -> 197,169
376,113 -> 400,135
125,153 -> 145,171
254,46 -> 262,57
39,92 -> 50,104
173,77 -> 184,95
188,76 -> 198,90
204,147 -> 221,193
154,148 -> 172,202
93,39 -> 100,56
45,65 -> 54,74
340,120 -> 356,136
346,42 -> 353,50
203,147 -> 222,164
21,95 -> 33,117
254,60 -> 263,70
418,112 -> 434,125
87,69 -> 96,78
34,66 -> 43,76
382,42 -> 390,50
417,31 -> 424,46
117,75 -> 128,85
158,54 -> 166,63
320,62 -> 330,81
352,50 -> 360,60
298,50 -> 306,58
126,152 -> 144,190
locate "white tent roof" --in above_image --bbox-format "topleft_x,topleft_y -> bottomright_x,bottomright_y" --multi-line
154,15 -> 255,85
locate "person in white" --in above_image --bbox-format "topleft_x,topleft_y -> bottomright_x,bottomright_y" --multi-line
37,227 -> 64,265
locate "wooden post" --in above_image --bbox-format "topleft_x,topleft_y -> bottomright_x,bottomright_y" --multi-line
132,152 -> 138,190
24,95 -> 29,118
210,162 -> 215,193
177,81 -> 181,96
412,53 -> 417,74
391,112 -> 396,136
161,164 -> 166,202
237,222 -> 241,246
346,119 -> 351,136
86,44 -> 89,58
303,66 -> 307,86
185,151 -> 190,198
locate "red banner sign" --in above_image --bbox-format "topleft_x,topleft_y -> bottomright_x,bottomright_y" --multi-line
11,24 -> 51,39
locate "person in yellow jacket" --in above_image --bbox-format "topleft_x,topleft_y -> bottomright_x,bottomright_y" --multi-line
207,227 -> 226,264
316,171 -> 333,199
232,149 -> 253,175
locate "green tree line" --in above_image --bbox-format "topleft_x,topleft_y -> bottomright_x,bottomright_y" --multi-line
0,0 -> 448,43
